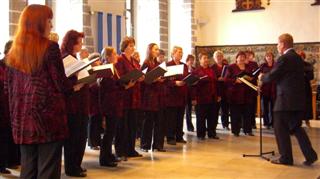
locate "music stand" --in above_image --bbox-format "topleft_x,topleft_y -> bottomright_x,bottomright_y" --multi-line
238,77 -> 275,161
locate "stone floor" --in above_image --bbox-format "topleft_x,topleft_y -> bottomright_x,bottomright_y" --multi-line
2,119 -> 320,179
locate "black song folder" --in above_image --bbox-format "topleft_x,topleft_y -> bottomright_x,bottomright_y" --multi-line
77,73 -> 98,85
183,74 -> 200,86
144,66 -> 167,84
119,69 -> 144,84
221,65 -> 228,77
89,64 -> 114,78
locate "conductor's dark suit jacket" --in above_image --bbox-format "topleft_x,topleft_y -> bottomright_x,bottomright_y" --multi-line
261,49 -> 306,112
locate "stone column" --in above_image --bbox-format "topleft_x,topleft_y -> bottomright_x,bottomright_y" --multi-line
9,0 -> 27,37
159,0 -> 169,60
83,0 -> 94,53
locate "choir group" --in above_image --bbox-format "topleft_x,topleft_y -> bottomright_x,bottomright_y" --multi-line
0,4 -> 316,179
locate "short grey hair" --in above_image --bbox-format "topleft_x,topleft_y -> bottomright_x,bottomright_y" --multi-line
213,50 -> 224,60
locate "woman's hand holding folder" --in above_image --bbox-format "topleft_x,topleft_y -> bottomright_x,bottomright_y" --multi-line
175,80 -> 186,87
124,80 -> 136,90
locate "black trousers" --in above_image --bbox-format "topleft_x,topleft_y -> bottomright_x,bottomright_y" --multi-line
88,114 -> 102,148
100,115 -> 118,163
0,128 -> 20,169
185,97 -> 194,130
230,104 -> 251,135
215,98 -> 229,128
20,141 -> 63,179
115,116 -> 127,157
166,107 -> 185,141
136,109 -> 144,139
261,96 -> 274,127
116,109 -> 138,156
195,103 -> 217,138
64,114 -> 88,174
248,100 -> 257,127
273,111 -> 317,163
141,110 -> 165,150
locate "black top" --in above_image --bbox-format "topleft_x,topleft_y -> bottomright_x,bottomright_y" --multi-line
262,49 -> 306,111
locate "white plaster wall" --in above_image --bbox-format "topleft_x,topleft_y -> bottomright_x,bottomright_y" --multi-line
195,0 -> 320,45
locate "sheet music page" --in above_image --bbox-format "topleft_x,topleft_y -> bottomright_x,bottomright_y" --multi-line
63,55 -> 86,77
238,77 -> 258,91
164,64 -> 184,77
77,69 -> 90,80
159,61 -> 167,70
142,68 -> 148,74
82,58 -> 92,71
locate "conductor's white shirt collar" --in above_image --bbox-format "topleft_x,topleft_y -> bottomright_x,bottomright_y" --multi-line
284,48 -> 294,55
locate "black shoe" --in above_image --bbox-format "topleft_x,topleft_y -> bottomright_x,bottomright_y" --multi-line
252,125 -> 257,129
80,167 -> 87,173
167,140 -> 176,145
0,168 -> 11,174
153,148 -> 166,152
176,139 -> 187,144
90,146 -> 100,150
66,172 -> 87,177
303,157 -> 318,166
100,161 -> 118,167
245,133 -> 254,136
270,158 -> 293,166
233,133 -> 239,137
140,148 -> 149,152
208,136 -> 220,139
187,126 -> 194,132
128,151 -> 143,158
121,156 -> 128,161
111,155 -> 122,162
7,165 -> 19,169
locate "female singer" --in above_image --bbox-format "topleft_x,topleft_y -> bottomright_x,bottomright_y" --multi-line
260,52 -> 275,129
99,46 -> 128,166
298,50 -> 314,128
87,59 -> 103,150
115,36 -> 144,158
0,41 -> 20,174
61,30 -> 89,177
212,50 -> 230,130
165,46 -> 188,145
192,53 -> 219,140
132,51 -> 144,139
140,43 -> 166,152
245,50 -> 259,129
185,54 -> 195,132
225,51 -> 254,136
5,5 -> 74,178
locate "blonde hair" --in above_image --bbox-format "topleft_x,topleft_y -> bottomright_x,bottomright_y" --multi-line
48,32 -> 59,43
171,46 -> 183,57
278,33 -> 294,48
101,46 -> 115,62
213,50 -> 224,60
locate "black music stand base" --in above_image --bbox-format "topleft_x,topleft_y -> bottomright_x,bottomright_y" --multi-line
243,113 -> 275,161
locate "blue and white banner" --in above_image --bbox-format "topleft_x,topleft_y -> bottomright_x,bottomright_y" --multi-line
92,12 -> 125,54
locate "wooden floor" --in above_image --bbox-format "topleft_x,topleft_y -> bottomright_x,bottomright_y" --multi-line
2,119 -> 320,179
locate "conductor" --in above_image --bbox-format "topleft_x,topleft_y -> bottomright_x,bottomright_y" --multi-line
259,33 -> 317,166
